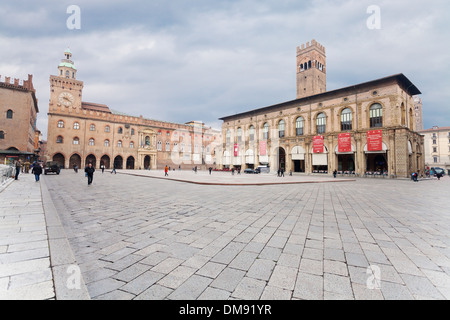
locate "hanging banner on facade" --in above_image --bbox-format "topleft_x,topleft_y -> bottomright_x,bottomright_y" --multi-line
234,144 -> 239,157
259,141 -> 267,156
367,130 -> 383,151
338,133 -> 352,153
313,136 -> 324,153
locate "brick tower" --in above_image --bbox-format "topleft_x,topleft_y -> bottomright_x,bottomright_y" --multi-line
296,39 -> 327,99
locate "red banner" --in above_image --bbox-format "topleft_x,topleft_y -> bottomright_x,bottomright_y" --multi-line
338,133 -> 352,153
234,144 -> 239,157
313,136 -> 324,153
367,130 -> 383,151
259,141 -> 267,156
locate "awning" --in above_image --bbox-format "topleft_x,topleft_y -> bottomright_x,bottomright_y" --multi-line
259,155 -> 269,164
363,142 -> 388,154
291,146 -> 305,160
312,153 -> 328,166
334,144 -> 356,155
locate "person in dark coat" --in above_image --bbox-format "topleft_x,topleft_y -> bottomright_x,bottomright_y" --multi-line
32,163 -> 43,182
15,160 -> 21,180
85,163 -> 95,185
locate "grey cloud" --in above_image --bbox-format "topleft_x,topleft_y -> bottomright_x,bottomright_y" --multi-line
1,0 -> 449,139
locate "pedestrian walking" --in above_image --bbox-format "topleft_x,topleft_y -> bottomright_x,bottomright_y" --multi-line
209,167 -> 212,175
85,163 -> 95,185
277,168 -> 280,177
24,161 -> 30,174
333,170 -> 337,178
15,160 -> 21,180
165,165 -> 169,176
101,164 -> 105,173
32,162 -> 43,182
281,168 -> 284,177
111,163 -> 117,174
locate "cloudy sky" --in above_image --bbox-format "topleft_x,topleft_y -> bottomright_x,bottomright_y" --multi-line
1,0 -> 449,139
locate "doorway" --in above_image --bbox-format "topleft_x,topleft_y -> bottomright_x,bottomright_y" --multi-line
144,155 -> 151,170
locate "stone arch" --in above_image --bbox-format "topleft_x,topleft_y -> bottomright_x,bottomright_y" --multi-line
69,153 -> 82,169
52,153 -> 65,169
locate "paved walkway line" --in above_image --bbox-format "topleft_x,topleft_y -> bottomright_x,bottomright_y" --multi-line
118,171 -> 356,186
40,176 -> 90,300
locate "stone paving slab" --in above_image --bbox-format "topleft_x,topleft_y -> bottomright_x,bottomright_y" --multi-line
0,174 -> 55,300
1,169 -> 450,300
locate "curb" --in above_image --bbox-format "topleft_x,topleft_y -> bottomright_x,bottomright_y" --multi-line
118,171 -> 356,186
40,177 -> 90,300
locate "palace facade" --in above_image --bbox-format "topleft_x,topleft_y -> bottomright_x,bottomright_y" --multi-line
0,74 -> 41,164
46,49 -> 220,170
219,40 -> 425,178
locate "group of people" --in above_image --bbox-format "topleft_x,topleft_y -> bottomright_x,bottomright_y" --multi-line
14,160 -> 43,182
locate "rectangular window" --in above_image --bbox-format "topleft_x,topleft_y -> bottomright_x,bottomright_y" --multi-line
317,125 -> 326,134
369,107 -> 383,128
341,121 -> 352,131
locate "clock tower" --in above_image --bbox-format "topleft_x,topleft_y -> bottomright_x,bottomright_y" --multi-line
49,48 -> 84,111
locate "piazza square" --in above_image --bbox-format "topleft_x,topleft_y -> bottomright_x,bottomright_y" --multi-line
1,1 -> 450,307
1,170 -> 449,301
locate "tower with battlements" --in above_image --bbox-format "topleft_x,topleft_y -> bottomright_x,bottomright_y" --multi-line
296,39 -> 326,99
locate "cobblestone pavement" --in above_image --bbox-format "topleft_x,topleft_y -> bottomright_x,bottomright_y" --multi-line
0,174 -> 54,300
26,171 -> 450,299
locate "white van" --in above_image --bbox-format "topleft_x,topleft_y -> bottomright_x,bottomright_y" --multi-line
256,166 -> 270,173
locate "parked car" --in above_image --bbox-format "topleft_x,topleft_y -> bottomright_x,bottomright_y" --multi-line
244,168 -> 258,174
432,167 -> 445,176
44,161 -> 61,175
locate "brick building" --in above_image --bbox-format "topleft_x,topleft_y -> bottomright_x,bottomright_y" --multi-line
46,49 -> 220,170
219,40 -> 425,178
0,74 -> 40,164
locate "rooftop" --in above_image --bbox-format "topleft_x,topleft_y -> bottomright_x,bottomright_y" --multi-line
220,73 -> 421,121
